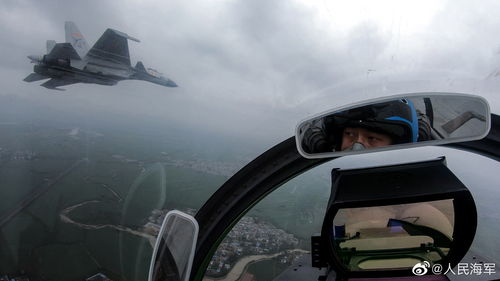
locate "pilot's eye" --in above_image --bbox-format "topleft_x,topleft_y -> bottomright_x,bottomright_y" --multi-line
367,133 -> 388,144
368,135 -> 380,141
344,130 -> 356,137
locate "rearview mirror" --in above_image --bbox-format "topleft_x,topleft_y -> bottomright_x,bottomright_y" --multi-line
149,210 -> 198,281
296,93 -> 490,158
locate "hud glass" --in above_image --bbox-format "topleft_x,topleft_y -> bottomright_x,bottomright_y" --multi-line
332,200 -> 454,271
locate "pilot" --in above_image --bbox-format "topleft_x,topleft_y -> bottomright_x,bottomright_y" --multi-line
302,99 -> 430,153
340,126 -> 393,151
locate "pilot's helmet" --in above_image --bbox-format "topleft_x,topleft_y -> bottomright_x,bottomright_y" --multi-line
328,99 -> 418,149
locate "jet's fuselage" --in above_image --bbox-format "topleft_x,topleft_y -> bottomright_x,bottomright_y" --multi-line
32,59 -> 119,86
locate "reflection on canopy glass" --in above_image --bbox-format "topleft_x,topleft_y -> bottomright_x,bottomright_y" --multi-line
332,200 -> 454,271
298,94 -> 489,157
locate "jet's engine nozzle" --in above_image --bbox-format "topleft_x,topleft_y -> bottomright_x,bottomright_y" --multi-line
28,55 -> 43,63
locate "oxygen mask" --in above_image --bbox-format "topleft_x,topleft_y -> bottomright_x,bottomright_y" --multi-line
343,142 -> 366,151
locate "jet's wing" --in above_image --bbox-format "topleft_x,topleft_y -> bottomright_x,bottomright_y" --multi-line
47,40 -> 56,53
85,28 -> 140,66
23,73 -> 49,82
40,78 -> 79,90
46,43 -> 81,60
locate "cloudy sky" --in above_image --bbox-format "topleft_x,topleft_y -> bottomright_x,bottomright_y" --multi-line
1,0 -> 500,142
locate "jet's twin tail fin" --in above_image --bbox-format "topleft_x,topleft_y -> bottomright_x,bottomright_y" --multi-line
46,43 -> 80,60
65,21 -> 89,59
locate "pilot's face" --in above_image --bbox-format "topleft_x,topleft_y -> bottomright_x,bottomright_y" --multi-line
341,127 -> 393,151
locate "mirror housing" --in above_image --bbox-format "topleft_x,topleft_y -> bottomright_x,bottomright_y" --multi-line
149,210 -> 199,281
296,93 -> 490,159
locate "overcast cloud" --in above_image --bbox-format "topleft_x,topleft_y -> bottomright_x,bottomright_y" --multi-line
1,0 -> 500,141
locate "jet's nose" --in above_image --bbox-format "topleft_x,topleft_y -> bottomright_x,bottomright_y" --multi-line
166,79 -> 178,87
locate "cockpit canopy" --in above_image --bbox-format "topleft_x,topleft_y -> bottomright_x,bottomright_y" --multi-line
147,68 -> 163,78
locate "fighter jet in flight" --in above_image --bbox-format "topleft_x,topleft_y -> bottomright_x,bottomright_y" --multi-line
24,22 -> 177,90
